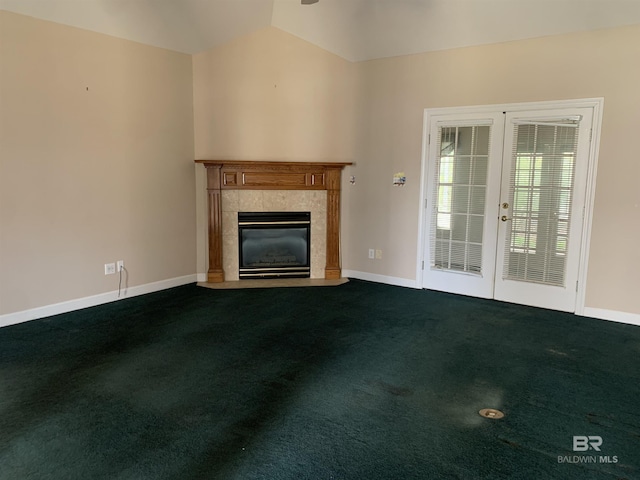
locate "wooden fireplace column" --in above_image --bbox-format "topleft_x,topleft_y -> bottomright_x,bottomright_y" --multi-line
195,160 -> 352,283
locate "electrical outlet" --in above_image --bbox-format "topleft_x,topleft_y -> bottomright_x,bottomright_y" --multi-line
375,249 -> 383,259
104,263 -> 116,275
368,248 -> 375,259
117,260 -> 124,272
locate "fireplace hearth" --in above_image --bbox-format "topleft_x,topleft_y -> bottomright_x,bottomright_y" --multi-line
238,212 -> 311,279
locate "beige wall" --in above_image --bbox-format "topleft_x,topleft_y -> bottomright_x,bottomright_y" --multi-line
0,11 -> 196,315
346,25 -> 640,315
193,27 -> 356,162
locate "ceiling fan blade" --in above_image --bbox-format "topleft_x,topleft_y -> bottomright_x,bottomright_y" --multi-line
301,0 -> 319,4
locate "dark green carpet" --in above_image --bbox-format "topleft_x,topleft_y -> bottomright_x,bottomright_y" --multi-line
1,280 -> 639,479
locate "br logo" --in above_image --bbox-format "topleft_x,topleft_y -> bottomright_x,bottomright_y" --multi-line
573,436 -> 603,452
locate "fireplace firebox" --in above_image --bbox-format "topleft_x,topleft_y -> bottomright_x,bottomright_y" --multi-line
238,212 -> 311,279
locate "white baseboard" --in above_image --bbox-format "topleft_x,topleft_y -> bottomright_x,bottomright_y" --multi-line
580,307 -> 640,327
0,274 -> 198,329
343,271 -> 640,328
5,272 -> 637,330
342,270 -> 420,289
197,273 -> 208,283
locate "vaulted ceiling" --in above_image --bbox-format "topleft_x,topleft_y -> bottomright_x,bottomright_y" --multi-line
2,0 -> 640,61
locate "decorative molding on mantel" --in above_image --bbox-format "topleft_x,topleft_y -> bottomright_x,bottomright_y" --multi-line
195,160 -> 352,283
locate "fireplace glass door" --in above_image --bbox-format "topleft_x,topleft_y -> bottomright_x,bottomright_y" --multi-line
238,212 -> 311,279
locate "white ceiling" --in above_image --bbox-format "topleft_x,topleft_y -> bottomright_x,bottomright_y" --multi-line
2,0 -> 640,61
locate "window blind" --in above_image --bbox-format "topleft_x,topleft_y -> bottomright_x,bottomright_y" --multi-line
430,124 -> 491,275
502,119 -> 580,286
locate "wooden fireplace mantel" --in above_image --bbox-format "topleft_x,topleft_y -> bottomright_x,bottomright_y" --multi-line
195,160 -> 352,283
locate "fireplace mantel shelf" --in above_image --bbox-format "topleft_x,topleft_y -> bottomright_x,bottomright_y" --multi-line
195,160 -> 352,168
196,160 -> 352,283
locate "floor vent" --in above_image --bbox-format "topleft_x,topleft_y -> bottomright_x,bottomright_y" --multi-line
479,408 -> 505,419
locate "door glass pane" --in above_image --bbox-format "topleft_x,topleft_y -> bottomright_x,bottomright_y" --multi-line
502,122 -> 579,286
430,125 -> 490,274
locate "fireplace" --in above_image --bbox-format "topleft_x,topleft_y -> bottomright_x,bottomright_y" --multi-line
238,212 -> 311,279
195,160 -> 352,282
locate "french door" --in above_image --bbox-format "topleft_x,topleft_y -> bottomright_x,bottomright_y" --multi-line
421,102 -> 597,312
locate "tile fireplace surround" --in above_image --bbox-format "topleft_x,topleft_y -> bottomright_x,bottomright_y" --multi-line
195,160 -> 352,283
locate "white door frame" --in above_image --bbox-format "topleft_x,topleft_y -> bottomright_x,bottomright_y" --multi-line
415,98 -> 604,314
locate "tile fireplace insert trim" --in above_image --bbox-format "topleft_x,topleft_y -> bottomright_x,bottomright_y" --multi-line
195,160 -> 352,283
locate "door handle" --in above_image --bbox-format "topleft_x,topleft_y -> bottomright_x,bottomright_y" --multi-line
501,215 -> 511,222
